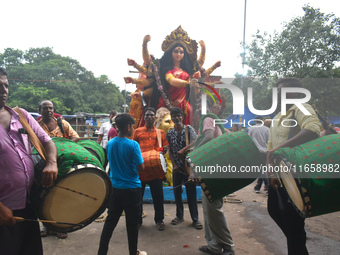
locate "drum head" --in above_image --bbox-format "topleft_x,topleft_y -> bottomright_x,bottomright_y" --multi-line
159,153 -> 167,173
277,158 -> 306,217
39,165 -> 112,233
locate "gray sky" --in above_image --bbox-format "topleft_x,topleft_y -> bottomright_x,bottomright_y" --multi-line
2,0 -> 339,92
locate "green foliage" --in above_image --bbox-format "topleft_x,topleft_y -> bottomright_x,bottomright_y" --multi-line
120,89 -> 131,112
1,47 -> 124,114
243,5 -> 340,117
246,5 -> 340,78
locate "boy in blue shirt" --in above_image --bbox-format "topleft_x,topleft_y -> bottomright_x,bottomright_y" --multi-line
98,114 -> 147,255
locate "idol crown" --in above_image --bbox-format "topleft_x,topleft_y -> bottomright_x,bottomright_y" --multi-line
161,26 -> 197,61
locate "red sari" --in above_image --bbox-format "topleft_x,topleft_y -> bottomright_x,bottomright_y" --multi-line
158,68 -> 191,124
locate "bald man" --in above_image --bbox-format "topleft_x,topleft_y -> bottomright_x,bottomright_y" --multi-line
38,100 -> 79,142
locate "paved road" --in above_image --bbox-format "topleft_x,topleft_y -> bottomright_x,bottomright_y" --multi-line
42,183 -> 340,255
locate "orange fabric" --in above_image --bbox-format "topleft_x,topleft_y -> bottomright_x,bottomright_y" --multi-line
38,118 -> 79,139
132,126 -> 168,153
139,150 -> 165,182
133,126 -> 168,182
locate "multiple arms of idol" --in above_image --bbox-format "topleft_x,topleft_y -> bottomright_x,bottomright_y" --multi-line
124,35 -> 222,97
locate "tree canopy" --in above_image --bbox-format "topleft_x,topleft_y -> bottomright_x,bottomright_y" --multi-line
0,47 -> 124,114
246,5 -> 340,78
223,5 -> 340,117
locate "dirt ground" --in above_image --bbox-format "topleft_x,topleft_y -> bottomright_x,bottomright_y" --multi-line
42,182 -> 340,255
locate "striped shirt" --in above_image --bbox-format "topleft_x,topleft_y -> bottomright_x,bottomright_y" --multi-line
133,126 -> 168,153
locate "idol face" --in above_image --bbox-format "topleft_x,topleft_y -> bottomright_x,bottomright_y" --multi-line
159,113 -> 174,134
172,46 -> 184,62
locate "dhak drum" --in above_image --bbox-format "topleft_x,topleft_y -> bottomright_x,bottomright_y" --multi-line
273,134 -> 340,218
77,139 -> 106,168
187,131 -> 262,202
139,150 -> 167,182
32,137 -> 112,233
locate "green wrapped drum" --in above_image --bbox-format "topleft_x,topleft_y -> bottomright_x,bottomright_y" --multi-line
188,131 -> 262,202
77,139 -> 106,168
52,137 -> 104,175
273,134 -> 340,218
32,137 -> 112,233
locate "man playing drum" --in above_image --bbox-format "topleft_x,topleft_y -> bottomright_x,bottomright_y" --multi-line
195,96 -> 235,255
38,100 -> 79,142
167,107 -> 203,230
133,107 -> 168,231
0,68 -> 58,255
266,78 -> 322,255
38,99 -> 80,239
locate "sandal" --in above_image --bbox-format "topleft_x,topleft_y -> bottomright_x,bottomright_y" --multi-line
95,212 -> 108,222
40,229 -> 49,237
171,217 -> 184,225
193,220 -> 203,230
51,231 -> 68,239
222,247 -> 235,255
156,221 -> 165,231
199,245 -> 219,255
142,210 -> 147,218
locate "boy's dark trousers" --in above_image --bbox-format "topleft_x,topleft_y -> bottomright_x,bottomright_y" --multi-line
98,187 -> 142,255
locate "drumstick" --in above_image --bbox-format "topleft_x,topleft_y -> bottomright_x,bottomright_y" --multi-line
170,180 -> 191,191
14,217 -> 84,227
55,185 -> 98,201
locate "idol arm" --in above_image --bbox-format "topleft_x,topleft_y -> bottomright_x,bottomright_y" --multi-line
197,40 -> 206,68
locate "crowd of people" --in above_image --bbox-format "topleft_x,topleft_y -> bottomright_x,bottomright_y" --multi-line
95,77 -> 329,255
0,26 -> 338,255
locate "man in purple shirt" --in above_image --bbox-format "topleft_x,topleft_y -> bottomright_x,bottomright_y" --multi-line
0,67 -> 58,255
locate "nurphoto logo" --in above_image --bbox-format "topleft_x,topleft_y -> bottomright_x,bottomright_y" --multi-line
200,83 -> 312,127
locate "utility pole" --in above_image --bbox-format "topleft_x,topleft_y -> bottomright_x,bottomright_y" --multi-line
241,0 -> 247,90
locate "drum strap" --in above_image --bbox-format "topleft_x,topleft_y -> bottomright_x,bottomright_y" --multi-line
184,126 -> 191,176
13,107 -> 47,161
288,112 -> 296,140
156,128 -> 162,148
185,125 -> 189,147
57,117 -> 68,139
312,105 -> 337,135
